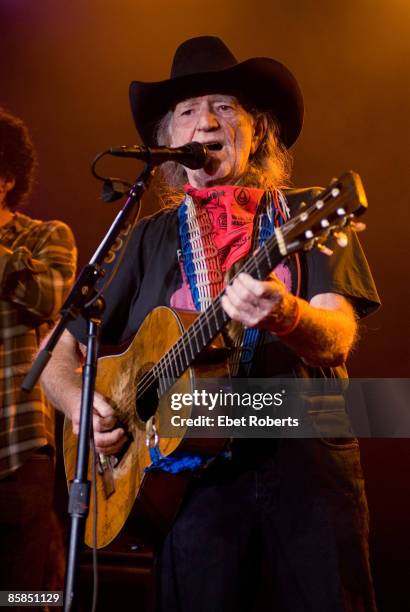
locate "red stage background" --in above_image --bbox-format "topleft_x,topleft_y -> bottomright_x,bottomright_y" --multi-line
1,1 -> 409,610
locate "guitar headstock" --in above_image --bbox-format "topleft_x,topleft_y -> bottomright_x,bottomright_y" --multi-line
282,171 -> 368,256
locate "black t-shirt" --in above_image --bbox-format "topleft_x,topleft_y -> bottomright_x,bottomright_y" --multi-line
68,187 -> 380,377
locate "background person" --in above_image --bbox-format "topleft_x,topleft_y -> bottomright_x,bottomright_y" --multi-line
0,109 -> 76,598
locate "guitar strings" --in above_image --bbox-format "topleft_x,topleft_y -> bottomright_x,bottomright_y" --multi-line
137,230 -> 281,397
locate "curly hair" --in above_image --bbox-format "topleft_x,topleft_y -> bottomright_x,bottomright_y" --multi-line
0,109 -> 37,211
154,105 -> 293,207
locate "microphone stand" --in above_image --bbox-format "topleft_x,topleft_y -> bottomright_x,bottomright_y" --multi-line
22,163 -> 155,612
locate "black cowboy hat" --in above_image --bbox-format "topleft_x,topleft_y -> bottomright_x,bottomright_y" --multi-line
129,36 -> 304,149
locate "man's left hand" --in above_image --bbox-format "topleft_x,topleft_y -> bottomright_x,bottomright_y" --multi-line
221,272 -> 297,331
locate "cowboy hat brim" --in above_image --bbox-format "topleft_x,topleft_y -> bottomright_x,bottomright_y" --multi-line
129,57 -> 304,148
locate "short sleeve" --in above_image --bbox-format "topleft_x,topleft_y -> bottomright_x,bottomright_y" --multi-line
67,216 -> 151,346
304,228 -> 381,318
67,207 -> 181,348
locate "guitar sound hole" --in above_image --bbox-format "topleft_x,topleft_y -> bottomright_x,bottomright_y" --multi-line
135,366 -> 160,422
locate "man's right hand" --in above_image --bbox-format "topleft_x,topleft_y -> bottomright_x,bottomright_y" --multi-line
41,329 -> 129,456
69,388 -> 129,456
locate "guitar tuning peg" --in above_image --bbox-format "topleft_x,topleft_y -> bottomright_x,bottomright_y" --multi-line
112,237 -> 124,252
122,222 -> 132,236
104,250 -> 115,264
334,231 -> 348,247
317,244 -> 334,257
298,201 -> 307,210
350,221 -> 366,233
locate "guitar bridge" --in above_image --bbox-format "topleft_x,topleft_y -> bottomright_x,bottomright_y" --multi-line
97,453 -> 116,499
96,432 -> 133,499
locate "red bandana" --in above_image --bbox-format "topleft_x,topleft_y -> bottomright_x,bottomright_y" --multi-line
185,184 -> 265,271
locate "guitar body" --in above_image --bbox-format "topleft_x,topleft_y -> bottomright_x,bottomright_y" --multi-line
63,306 -> 229,548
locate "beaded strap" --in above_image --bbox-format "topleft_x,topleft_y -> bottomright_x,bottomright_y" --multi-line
235,190 -> 291,376
178,195 -> 224,310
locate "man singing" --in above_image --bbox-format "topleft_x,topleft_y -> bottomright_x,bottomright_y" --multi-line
41,37 -> 380,611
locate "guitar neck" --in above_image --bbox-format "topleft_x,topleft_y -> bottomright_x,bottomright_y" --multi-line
152,231 -> 284,394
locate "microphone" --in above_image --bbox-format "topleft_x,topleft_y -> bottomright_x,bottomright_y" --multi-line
109,141 -> 208,169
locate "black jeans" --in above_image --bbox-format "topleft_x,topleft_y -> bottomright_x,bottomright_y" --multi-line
0,448 -> 54,601
156,439 -> 377,612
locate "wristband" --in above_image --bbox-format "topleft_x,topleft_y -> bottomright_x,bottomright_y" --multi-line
275,298 -> 301,337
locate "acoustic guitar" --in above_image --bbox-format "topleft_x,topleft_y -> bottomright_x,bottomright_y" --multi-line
64,171 -> 368,548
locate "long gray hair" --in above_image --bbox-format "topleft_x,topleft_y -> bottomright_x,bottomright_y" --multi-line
154,106 -> 293,207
